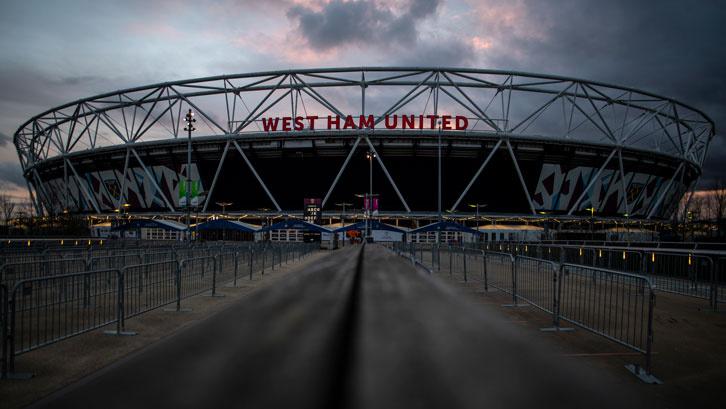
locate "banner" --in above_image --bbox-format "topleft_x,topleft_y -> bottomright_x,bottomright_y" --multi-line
364,198 -> 379,216
179,180 -> 199,207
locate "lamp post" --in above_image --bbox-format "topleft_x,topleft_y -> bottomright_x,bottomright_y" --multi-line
539,211 -> 550,240
366,151 -> 376,239
587,206 -> 595,240
184,109 -> 196,242
366,152 -> 375,199
217,202 -> 232,216
121,203 -> 131,239
444,209 -> 458,243
469,203 -> 487,243
216,202 -> 232,241
258,208 -> 270,241
355,193 -> 378,241
336,202 -> 352,247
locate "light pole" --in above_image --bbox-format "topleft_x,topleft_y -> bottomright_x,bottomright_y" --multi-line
437,120 -> 442,223
366,151 -> 375,239
336,202 -> 352,246
184,109 -> 196,242
122,203 -> 131,239
366,151 -> 375,199
469,203 -> 487,243
539,211 -> 550,240
258,208 -> 270,241
587,206 -> 595,240
355,193 -> 378,241
216,202 -> 232,241
436,116 -> 442,244
445,209 -> 458,243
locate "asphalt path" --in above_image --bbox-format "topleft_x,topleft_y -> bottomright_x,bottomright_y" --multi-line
32,244 -> 648,409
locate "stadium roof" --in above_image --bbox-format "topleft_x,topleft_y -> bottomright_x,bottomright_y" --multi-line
410,221 -> 481,234
476,224 -> 544,231
332,220 -> 406,233
111,218 -> 188,232
191,219 -> 260,232
259,219 -> 329,233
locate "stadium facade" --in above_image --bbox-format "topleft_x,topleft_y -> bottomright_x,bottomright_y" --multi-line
13,68 -> 715,221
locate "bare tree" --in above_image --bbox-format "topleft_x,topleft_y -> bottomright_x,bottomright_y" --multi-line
707,180 -> 726,237
0,192 -> 16,226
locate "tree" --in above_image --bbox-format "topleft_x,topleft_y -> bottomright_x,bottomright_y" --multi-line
0,192 -> 16,226
707,180 -> 726,237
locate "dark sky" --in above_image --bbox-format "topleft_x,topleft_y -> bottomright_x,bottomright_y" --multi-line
0,0 -> 723,199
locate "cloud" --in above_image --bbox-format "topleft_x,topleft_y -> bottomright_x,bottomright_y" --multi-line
287,0 -> 441,51
460,0 -> 726,188
391,37 -> 476,67
0,161 -> 25,190
0,132 -> 11,148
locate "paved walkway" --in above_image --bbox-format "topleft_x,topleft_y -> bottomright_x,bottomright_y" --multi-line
28,244 -> 647,409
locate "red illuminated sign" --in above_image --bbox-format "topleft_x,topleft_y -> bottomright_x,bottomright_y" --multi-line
260,114 -> 469,132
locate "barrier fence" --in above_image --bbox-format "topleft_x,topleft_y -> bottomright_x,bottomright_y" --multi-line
515,256 -> 558,315
480,242 -> 724,310
391,243 -> 659,382
0,242 -> 318,378
717,257 -> 726,306
7,269 -> 120,374
557,264 -> 657,382
0,259 -> 88,290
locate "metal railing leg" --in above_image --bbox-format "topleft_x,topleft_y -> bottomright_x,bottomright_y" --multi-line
449,246 -> 452,276
249,251 -> 253,280
463,248 -> 468,283
212,258 -> 218,296
233,253 -> 239,287
164,262 -> 191,312
1,285 -> 7,379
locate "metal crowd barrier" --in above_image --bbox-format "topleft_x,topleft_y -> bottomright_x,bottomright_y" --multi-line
121,260 -> 179,322
0,242 -> 319,378
504,243 -> 724,310
414,243 -> 660,383
0,253 -> 62,266
1,284 -> 7,379
0,259 -> 88,290
642,251 -> 712,299
383,243 -> 434,277
6,269 -> 121,376
515,256 -> 558,315
483,251 -> 517,304
557,264 -> 658,383
717,257 -> 726,306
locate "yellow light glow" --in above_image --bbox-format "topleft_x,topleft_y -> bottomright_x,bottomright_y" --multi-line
622,251 -> 626,260
599,250 -> 602,258
61,240 -> 64,245
27,240 -> 30,247
652,253 -> 655,263
579,248 -> 582,256
75,240 -> 78,246
689,254 -> 692,265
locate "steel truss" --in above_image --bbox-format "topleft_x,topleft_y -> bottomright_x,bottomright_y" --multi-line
13,68 -> 715,219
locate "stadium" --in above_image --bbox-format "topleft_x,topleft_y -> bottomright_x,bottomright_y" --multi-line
12,67 -> 716,233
